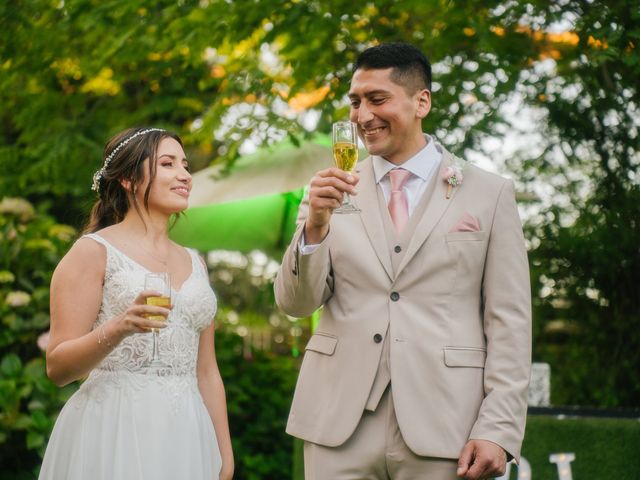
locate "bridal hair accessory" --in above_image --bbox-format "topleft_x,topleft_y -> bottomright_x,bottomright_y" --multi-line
91,128 -> 165,192
442,164 -> 464,199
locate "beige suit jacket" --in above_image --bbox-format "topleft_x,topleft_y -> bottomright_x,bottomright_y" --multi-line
274,144 -> 532,461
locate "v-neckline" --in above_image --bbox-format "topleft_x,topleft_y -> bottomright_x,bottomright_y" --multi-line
91,233 -> 195,293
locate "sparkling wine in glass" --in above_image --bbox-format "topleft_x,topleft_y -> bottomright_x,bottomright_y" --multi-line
144,272 -> 171,368
332,121 -> 361,214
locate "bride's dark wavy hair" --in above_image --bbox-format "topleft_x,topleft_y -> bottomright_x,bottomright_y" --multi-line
84,127 -> 183,233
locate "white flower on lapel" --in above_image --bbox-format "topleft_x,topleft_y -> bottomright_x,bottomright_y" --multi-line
442,164 -> 464,199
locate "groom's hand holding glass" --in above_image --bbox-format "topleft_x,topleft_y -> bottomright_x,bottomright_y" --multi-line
304,167 -> 359,244
304,122 -> 360,244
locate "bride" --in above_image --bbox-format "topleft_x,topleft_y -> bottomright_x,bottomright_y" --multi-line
39,127 -> 233,479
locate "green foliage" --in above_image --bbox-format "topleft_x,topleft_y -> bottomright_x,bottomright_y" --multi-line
520,415 -> 640,480
208,252 -> 304,478
0,0 -> 225,223
0,198 -> 77,477
519,2 -> 640,407
216,331 -> 298,480
0,0 -> 539,223
208,251 -> 309,357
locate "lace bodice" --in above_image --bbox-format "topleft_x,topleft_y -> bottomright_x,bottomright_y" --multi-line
84,234 -> 217,378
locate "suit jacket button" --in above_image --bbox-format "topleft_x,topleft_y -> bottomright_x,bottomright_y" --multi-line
394,245 -> 402,253
373,333 -> 383,343
390,291 -> 400,301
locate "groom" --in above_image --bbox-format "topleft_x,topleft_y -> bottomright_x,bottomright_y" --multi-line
274,42 -> 531,480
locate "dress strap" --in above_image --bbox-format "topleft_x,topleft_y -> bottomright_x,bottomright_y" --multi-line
82,232 -> 111,248
186,248 -> 207,277
81,233 -> 120,265
79,233 -> 120,282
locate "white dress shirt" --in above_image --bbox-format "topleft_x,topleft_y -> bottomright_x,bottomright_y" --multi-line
372,134 -> 442,216
301,135 -> 442,253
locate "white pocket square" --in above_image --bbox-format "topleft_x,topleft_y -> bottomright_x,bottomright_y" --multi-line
450,213 -> 481,233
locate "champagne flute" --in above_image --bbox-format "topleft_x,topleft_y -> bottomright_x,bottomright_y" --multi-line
144,272 -> 171,368
332,121 -> 361,214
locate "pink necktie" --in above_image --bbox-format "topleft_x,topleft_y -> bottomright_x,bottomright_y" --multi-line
388,169 -> 411,235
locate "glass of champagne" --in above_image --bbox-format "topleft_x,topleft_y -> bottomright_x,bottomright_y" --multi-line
144,272 -> 171,367
332,121 -> 361,214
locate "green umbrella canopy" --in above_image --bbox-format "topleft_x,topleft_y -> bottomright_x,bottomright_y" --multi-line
170,135 -> 340,257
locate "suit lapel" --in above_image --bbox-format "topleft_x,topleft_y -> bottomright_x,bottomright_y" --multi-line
353,159 -> 394,280
396,150 -> 460,276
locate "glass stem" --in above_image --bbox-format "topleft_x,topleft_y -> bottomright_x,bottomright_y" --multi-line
152,330 -> 160,361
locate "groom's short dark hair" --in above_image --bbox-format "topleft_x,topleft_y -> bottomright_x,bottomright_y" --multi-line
353,42 -> 432,94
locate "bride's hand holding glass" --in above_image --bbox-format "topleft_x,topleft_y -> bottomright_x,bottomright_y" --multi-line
95,289 -> 170,351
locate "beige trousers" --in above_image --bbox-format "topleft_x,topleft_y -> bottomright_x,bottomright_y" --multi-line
303,387 -> 459,480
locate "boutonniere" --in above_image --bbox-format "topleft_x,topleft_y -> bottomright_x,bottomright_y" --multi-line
442,165 -> 464,199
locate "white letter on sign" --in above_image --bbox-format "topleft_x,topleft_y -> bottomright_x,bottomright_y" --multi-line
549,453 -> 575,480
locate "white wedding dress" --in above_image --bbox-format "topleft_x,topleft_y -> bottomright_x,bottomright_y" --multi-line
39,234 -> 222,480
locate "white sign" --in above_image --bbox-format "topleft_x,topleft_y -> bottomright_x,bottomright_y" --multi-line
496,452 -> 575,480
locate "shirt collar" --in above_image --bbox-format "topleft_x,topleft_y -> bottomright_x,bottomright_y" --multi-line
372,134 -> 442,184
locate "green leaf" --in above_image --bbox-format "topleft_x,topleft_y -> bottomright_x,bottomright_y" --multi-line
1,354 -> 22,377
30,410 -> 50,431
26,431 -> 44,450
24,358 -> 45,381
13,413 -> 32,430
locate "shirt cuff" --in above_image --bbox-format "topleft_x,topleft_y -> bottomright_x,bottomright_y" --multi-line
299,233 -> 321,255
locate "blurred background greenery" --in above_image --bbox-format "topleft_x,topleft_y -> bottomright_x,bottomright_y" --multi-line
1,0 -> 638,478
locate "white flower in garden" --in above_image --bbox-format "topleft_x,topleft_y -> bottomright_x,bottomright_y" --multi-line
5,291 -> 31,307
0,197 -> 35,222
37,331 -> 50,352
